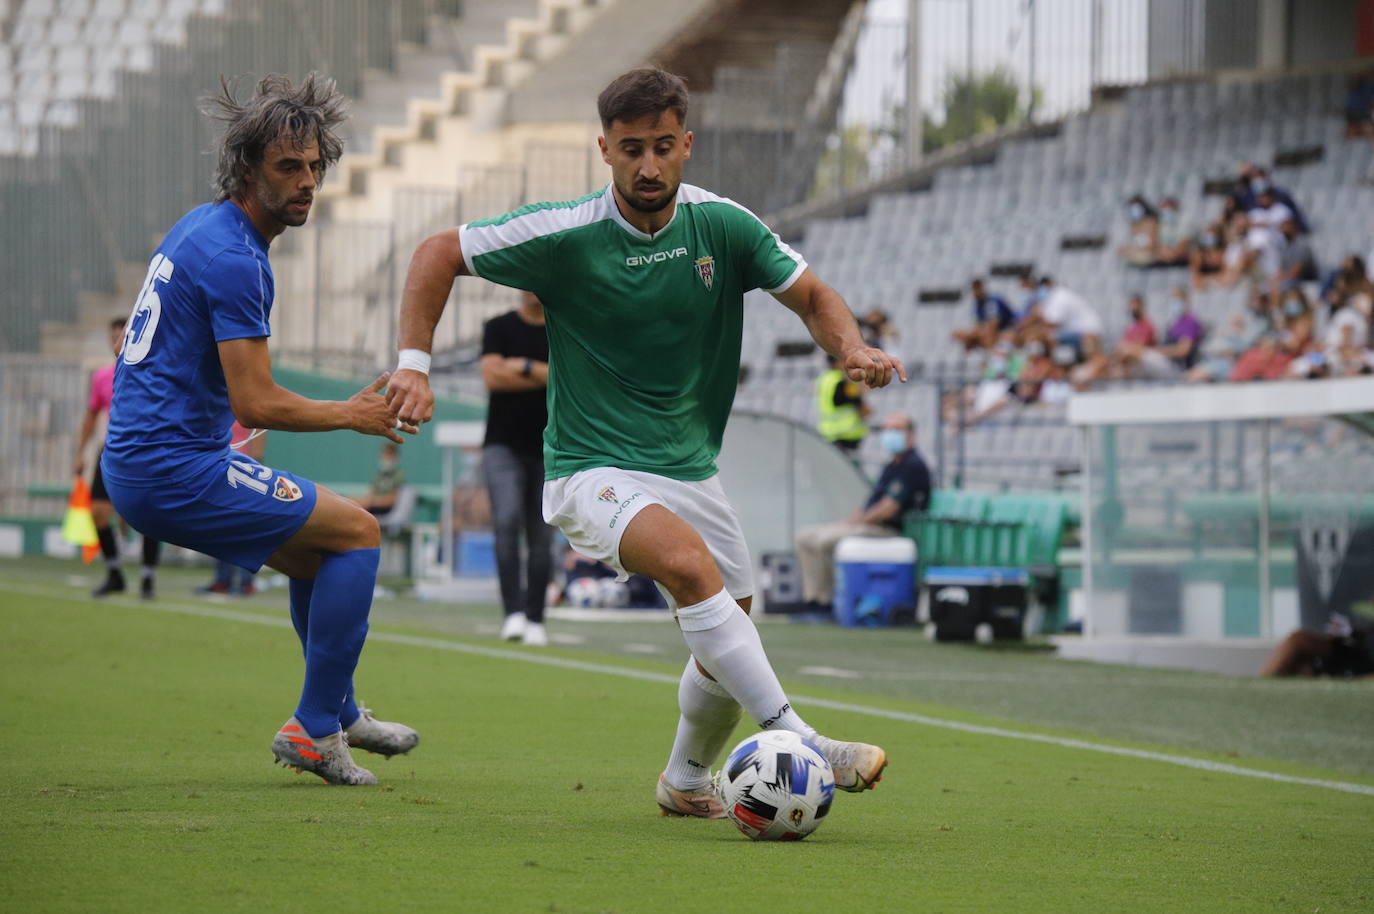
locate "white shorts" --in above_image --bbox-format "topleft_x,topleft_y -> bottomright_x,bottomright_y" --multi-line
541,467 -> 754,605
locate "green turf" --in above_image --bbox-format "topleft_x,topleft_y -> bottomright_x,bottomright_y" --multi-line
2,561 -> 1372,913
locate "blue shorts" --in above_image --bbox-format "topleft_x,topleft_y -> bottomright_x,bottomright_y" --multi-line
101,449 -> 317,572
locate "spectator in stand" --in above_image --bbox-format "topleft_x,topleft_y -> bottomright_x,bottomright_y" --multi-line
1122,293 -> 1158,347
1271,218 -> 1318,302
1297,276 -> 1374,378
952,277 -> 1015,351
1072,295 -> 1151,386
1022,276 -> 1104,360
1323,255 -> 1374,324
1011,339 -> 1057,403
1118,194 -> 1159,267
1153,198 -> 1191,267
794,414 -> 930,611
1236,166 -> 1308,234
1127,288 -> 1205,380
1190,221 -> 1227,288
1247,185 -> 1293,233
1187,311 -> 1255,383
1217,213 -> 1283,291
859,308 -> 898,351
1345,68 -> 1374,139
1233,291 -> 1314,381
815,354 -> 870,455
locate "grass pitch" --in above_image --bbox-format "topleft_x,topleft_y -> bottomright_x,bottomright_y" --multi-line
1,560 -> 1371,913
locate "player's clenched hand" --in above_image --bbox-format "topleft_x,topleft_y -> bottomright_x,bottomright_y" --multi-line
350,373 -> 417,444
385,368 -> 435,426
841,345 -> 908,389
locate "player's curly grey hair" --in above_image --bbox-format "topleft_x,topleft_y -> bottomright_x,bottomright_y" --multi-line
202,73 -> 348,203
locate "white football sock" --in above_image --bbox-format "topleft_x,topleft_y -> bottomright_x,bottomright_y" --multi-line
676,588 -> 818,740
663,659 -> 742,790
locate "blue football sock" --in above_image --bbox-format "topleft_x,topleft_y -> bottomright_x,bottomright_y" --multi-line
289,576 -> 362,729
293,548 -> 378,739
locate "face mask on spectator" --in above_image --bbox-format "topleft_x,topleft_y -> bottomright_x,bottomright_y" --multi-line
879,428 -> 908,454
1200,231 -> 1217,247
1128,203 -> 1145,221
1027,341 -> 1047,357
1284,299 -> 1305,318
1161,208 -> 1178,224
1250,178 -> 1270,195
1168,300 -> 1186,321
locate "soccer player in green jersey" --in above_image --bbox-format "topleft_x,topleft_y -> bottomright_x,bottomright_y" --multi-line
388,67 -> 905,816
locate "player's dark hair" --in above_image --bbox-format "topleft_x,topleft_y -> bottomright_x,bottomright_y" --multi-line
202,73 -> 348,203
597,67 -> 689,130
109,316 -> 127,330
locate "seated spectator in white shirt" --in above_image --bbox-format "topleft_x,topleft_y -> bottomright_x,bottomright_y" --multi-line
1247,186 -> 1294,238
1218,214 -> 1282,289
1033,277 -> 1104,357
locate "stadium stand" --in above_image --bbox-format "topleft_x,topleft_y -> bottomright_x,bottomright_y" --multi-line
736,67 -> 1374,493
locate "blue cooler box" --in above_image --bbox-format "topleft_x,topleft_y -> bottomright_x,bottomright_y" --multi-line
833,536 -> 917,627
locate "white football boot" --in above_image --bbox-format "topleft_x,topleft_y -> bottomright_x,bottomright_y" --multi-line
655,773 -> 726,818
344,703 -> 420,757
522,622 -> 548,647
819,739 -> 888,792
271,718 -> 377,785
499,612 -> 527,641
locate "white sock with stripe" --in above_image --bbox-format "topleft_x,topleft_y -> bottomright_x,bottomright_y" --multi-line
675,588 -> 819,740
663,659 -> 742,791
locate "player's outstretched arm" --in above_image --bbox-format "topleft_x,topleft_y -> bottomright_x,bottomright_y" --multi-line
773,268 -> 907,388
389,229 -> 470,426
219,337 -> 416,443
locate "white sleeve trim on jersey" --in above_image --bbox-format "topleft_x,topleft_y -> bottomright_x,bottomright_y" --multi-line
766,260 -> 808,295
458,191 -> 609,275
677,183 -> 807,287
456,224 -> 479,278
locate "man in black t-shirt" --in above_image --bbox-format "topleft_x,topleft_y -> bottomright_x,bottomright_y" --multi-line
794,414 -> 932,609
480,291 -> 554,646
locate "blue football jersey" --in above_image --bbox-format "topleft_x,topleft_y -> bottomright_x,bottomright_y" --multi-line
103,201 -> 274,482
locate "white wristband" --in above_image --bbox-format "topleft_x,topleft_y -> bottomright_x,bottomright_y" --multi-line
395,349 -> 431,376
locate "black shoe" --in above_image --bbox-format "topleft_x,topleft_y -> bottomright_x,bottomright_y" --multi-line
140,577 -> 155,600
92,569 -> 126,597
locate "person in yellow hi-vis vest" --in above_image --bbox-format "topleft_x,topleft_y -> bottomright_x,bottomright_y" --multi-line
815,354 -> 870,454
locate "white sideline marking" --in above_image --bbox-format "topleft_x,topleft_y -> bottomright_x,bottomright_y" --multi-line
5,578 -> 1374,798
799,665 -> 863,679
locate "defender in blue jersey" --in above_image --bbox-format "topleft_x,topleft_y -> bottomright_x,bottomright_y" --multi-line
102,74 -> 420,785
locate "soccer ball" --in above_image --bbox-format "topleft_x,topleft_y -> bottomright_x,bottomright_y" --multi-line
565,576 -> 603,608
718,730 -> 835,841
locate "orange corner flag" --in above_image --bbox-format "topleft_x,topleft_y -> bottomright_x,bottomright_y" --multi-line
62,476 -> 99,561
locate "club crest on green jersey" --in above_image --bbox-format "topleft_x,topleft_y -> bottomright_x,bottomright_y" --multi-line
695,255 -> 715,291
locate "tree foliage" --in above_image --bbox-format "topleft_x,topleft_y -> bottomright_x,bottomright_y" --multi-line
922,67 -> 1037,154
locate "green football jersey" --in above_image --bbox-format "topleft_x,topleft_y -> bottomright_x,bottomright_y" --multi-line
459,183 -> 806,481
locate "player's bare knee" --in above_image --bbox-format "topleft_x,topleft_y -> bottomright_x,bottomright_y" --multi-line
656,544 -> 717,603
350,508 -> 381,550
